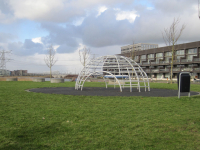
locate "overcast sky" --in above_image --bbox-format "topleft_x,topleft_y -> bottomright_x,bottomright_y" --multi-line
0,0 -> 200,74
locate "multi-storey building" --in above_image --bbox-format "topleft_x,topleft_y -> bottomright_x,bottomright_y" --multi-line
0,69 -> 10,76
121,41 -> 200,79
121,43 -> 158,54
10,70 -> 28,76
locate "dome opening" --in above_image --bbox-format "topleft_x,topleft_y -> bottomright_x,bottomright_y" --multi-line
75,55 -> 150,92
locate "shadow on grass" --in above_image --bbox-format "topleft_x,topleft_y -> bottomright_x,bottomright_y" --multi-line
2,122 -> 69,150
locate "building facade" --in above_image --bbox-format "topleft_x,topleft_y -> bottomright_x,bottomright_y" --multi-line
0,69 -> 10,76
121,43 -> 158,54
121,41 -> 200,79
10,70 -> 28,76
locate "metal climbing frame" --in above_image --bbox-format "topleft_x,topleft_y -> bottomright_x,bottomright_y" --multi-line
75,55 -> 150,92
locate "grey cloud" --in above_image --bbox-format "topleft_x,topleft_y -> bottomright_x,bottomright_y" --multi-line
23,39 -> 43,49
0,0 -> 13,14
0,32 -> 17,42
40,3 -> 199,51
129,0 -> 198,44
8,39 -> 44,56
79,9 -> 135,47
2,0 -> 133,23
56,44 -> 77,53
41,23 -> 79,47
151,0 -> 197,14
4,0 -> 200,56
79,1 -> 200,48
8,41 -> 23,54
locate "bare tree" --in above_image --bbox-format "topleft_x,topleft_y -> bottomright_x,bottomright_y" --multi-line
79,46 -> 90,67
162,17 -> 186,84
128,41 -> 135,60
131,41 -> 135,60
44,45 -> 57,79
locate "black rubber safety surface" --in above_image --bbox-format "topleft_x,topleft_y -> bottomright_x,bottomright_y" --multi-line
29,87 -> 199,97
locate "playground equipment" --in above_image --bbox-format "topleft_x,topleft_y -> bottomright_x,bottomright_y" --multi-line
75,55 -> 150,92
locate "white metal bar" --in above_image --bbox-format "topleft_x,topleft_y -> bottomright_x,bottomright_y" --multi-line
75,55 -> 150,93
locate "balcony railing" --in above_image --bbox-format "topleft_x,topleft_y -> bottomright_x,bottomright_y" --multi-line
145,69 -> 150,72
151,69 -> 159,73
160,61 -> 169,64
181,68 -> 193,71
151,62 -> 157,65
194,58 -> 200,62
160,69 -> 169,72
181,59 -> 192,63
194,68 -> 200,71
142,68 -> 198,73
143,62 -> 150,65
173,60 -> 180,63
172,68 -> 180,71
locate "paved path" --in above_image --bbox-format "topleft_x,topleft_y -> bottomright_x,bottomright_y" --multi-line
29,87 -> 199,97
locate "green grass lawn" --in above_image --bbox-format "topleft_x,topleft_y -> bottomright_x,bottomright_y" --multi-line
0,81 -> 200,150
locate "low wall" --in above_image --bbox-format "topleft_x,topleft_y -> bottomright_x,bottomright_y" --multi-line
6,78 -> 18,81
17,77 -> 33,81
0,77 -> 33,81
51,78 -> 64,83
33,77 -> 45,82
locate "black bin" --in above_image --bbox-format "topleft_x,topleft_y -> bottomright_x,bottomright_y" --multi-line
177,72 -> 190,92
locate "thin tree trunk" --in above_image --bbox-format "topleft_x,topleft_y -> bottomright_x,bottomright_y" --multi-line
170,45 -> 174,84
49,67 -> 51,81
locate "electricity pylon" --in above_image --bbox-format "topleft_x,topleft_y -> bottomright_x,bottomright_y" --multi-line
0,50 -> 12,76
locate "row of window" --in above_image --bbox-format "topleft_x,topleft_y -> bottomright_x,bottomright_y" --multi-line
137,48 -> 198,60
141,44 -> 158,48
122,44 -> 158,52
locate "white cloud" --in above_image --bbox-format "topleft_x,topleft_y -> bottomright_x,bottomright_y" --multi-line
9,0 -> 64,21
96,6 -> 108,17
115,10 -> 140,23
6,0 -> 129,22
32,37 -> 43,44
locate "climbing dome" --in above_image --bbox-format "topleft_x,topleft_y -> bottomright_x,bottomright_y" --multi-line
75,55 -> 150,92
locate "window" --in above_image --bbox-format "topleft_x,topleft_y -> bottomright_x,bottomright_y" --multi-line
188,48 -> 197,54
148,54 -> 154,58
134,56 -> 139,60
165,52 -> 172,56
165,57 -> 170,62
176,56 -> 183,59
156,53 -> 163,57
141,55 -> 146,59
187,55 -> 193,61
156,58 -> 162,63
176,50 -> 184,55
186,48 -> 197,61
